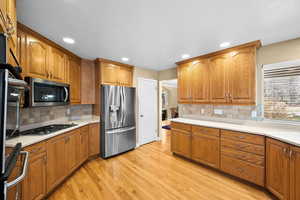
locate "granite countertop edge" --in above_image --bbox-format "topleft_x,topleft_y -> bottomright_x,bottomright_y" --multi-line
170,118 -> 300,148
6,118 -> 100,148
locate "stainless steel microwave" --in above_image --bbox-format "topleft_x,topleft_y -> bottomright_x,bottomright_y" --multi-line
25,77 -> 70,107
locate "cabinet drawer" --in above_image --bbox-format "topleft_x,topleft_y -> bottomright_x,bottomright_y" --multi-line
221,138 -> 265,156
221,155 -> 265,186
171,122 -> 191,132
24,142 -> 46,158
192,126 -> 220,137
221,130 -> 265,146
221,147 -> 264,166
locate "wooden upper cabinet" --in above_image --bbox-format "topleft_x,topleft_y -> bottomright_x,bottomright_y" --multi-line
16,30 -> 26,69
49,47 -> 66,82
6,0 -> 17,58
81,59 -> 95,104
118,66 -> 133,86
0,0 -> 6,33
96,58 -> 134,87
266,138 -> 290,200
209,54 -> 229,103
177,64 -> 193,103
101,63 -> 119,85
290,146 -> 300,200
69,56 -> 81,104
26,35 -> 49,79
192,59 -> 210,103
228,47 -> 256,104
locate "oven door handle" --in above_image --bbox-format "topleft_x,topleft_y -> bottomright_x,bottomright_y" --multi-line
64,87 -> 69,102
6,151 -> 29,188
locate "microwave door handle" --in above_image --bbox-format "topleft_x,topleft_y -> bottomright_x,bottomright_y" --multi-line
16,92 -> 20,130
64,87 -> 69,102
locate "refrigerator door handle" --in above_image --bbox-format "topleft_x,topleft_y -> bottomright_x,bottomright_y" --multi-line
106,127 -> 136,134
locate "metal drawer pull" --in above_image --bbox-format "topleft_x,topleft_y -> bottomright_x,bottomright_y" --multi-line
7,151 -> 29,188
30,147 -> 42,154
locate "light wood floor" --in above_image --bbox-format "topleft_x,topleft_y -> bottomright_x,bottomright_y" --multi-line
48,130 -> 273,200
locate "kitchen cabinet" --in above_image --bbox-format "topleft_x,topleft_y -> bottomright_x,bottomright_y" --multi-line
6,0 -> 17,59
0,0 -> 6,33
65,130 -> 80,172
228,47 -> 256,104
191,126 -> 220,168
46,134 -> 67,193
192,59 -> 210,103
290,146 -> 300,200
89,123 -> 100,157
209,54 -> 229,103
49,47 -> 66,83
26,35 -> 50,79
171,122 -> 192,158
23,142 -> 47,200
81,59 -> 95,104
16,29 -> 27,70
69,56 -> 81,104
95,58 -> 134,87
176,41 -> 260,105
177,63 -> 193,103
79,126 -> 89,163
266,138 -> 290,200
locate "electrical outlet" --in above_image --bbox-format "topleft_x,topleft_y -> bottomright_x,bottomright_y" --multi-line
251,111 -> 257,118
201,109 -> 205,114
214,109 -> 223,115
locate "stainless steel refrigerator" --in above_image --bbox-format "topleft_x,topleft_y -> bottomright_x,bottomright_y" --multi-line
100,85 -> 136,158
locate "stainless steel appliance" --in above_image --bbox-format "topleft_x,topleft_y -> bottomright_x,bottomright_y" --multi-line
20,123 -> 77,136
0,34 -> 29,200
100,85 -> 136,158
25,77 -> 69,107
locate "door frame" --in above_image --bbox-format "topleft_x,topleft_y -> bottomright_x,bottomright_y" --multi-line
136,78 -> 158,147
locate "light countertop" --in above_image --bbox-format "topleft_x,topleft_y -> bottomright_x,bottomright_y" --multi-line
6,116 -> 100,148
171,118 -> 300,147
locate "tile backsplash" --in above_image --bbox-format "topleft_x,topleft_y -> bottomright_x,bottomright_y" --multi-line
178,104 -> 263,121
20,104 -> 93,126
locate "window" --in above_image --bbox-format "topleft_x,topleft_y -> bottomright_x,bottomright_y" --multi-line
264,60 -> 300,121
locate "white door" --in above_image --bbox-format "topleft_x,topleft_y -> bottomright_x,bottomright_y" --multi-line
138,78 -> 158,146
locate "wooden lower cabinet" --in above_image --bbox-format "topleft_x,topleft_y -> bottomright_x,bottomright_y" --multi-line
290,146 -> 300,200
23,152 -> 47,200
266,138 -> 290,200
191,134 -> 220,168
89,123 -> 100,157
79,126 -> 89,162
46,134 -> 67,193
171,129 -> 191,158
65,130 -> 80,172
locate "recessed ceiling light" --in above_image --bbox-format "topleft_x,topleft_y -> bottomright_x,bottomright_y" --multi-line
63,37 -> 75,44
181,54 -> 190,59
220,42 -> 231,48
122,57 -> 129,62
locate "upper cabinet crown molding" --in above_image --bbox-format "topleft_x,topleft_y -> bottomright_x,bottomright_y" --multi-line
175,40 -> 261,66
95,58 -> 134,69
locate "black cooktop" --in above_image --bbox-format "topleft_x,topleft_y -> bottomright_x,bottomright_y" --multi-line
20,124 -> 77,136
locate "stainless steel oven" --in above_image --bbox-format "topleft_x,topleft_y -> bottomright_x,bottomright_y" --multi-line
25,77 -> 70,107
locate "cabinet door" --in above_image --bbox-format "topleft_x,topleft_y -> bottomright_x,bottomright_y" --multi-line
50,48 -> 66,83
171,130 -> 191,158
66,130 -> 80,172
228,47 -> 256,104
290,146 -> 300,200
118,66 -> 133,86
192,134 -> 220,168
89,123 -> 100,157
26,36 -> 49,79
16,30 -> 27,70
80,127 -> 89,163
192,59 -> 210,103
101,63 -> 119,85
0,0 -> 6,33
266,138 -> 290,200
177,64 -> 193,103
23,153 -> 47,200
6,0 -> 17,58
69,56 -> 81,104
46,135 -> 66,192
209,54 -> 229,103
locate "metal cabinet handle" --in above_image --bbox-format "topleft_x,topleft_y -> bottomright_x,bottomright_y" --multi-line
7,151 -> 29,188
289,150 -> 294,159
30,147 -> 42,154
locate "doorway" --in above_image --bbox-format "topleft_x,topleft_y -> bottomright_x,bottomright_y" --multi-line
159,79 -> 178,139
137,78 -> 158,146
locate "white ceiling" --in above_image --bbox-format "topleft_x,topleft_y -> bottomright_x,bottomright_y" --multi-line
17,0 -> 300,70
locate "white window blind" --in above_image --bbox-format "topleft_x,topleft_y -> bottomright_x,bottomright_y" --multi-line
264,60 -> 300,121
